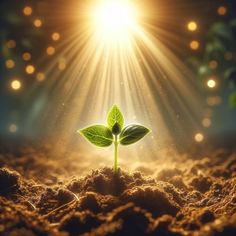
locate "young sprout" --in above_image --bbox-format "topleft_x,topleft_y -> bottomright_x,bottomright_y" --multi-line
78,105 -> 150,173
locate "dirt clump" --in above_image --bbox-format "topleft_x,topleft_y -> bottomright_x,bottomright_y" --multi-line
0,148 -> 236,235
0,168 -> 21,196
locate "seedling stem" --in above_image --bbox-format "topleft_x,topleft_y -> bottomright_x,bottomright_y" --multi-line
114,135 -> 118,173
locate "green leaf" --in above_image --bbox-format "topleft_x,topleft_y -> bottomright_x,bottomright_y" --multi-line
120,124 -> 150,145
107,105 -> 124,130
79,125 -> 113,147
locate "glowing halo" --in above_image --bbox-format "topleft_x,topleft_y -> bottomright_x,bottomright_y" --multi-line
91,0 -> 139,43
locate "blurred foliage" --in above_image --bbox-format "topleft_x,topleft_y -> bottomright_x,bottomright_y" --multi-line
190,19 -> 236,108
229,92 -> 236,108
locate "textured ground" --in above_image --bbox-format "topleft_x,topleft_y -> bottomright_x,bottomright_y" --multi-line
0,146 -> 236,236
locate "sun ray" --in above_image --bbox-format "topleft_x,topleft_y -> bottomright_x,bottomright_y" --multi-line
27,0 -> 206,162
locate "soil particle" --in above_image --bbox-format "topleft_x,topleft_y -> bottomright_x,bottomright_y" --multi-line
189,175 -> 212,193
199,209 -> 215,224
57,189 -> 75,204
105,203 -> 153,235
79,192 -> 102,213
152,215 -> 182,236
121,186 -> 180,217
0,168 -> 21,196
59,211 -> 103,235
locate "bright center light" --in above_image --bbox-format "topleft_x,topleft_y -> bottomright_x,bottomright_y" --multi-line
92,0 -> 138,42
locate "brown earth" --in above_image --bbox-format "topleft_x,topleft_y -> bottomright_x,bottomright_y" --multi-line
0,146 -> 236,236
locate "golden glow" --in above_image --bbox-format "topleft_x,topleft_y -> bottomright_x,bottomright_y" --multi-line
190,40 -> 199,50
5,59 -> 15,69
22,52 -> 31,61
34,19 -> 42,28
202,118 -> 211,128
46,46 -> 55,55
187,21 -> 198,31
207,79 -> 216,88
6,40 -> 16,49
11,80 -> 21,90
194,133 -> 204,143
36,72 -> 46,82
92,0 -> 138,42
23,6 -> 33,16
58,62 -> 66,71
52,32 -> 60,41
25,65 -> 35,74
217,6 -> 227,16
39,0 -> 206,161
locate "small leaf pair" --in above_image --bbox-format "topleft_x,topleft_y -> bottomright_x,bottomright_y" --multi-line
78,105 -> 150,173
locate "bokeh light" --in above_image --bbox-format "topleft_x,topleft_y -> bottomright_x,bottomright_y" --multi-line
6,40 -> 16,49
23,6 -> 33,16
58,58 -> 66,71
46,46 -> 55,55
194,133 -> 204,142
11,80 -> 22,90
207,79 -> 216,89
5,59 -> 15,69
217,6 -> 227,16
202,118 -> 212,128
25,65 -> 35,74
36,72 -> 46,82
52,32 -> 60,41
9,123 -> 18,133
34,19 -> 42,28
22,52 -> 31,61
187,21 -> 198,31
190,40 -> 200,50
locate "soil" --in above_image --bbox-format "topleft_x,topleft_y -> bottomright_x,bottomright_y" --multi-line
0,146 -> 236,236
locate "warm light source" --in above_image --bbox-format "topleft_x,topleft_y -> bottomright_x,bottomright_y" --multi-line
92,0 -> 138,42
11,80 -> 22,90
34,19 -> 42,28
202,118 -> 211,128
23,6 -> 33,16
187,21 -> 198,31
22,52 -> 31,61
207,79 -> 216,89
217,6 -> 227,16
46,46 -> 56,55
52,32 -> 60,41
189,40 -> 200,50
194,133 -> 204,143
5,59 -> 15,69
36,72 -> 46,82
25,65 -> 35,74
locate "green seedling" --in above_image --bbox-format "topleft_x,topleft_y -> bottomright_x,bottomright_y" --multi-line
78,105 -> 150,173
